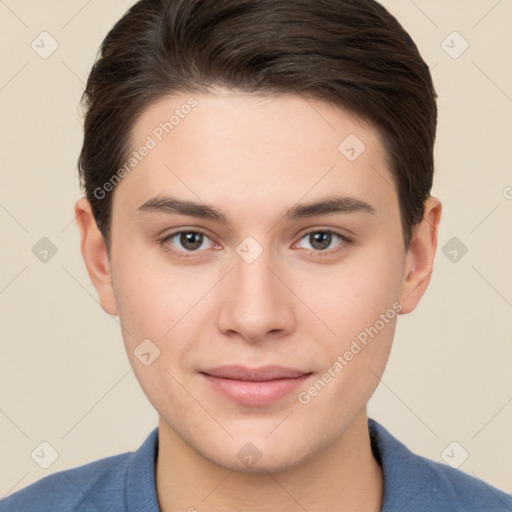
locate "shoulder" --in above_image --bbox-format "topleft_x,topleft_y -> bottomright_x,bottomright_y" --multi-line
0,428 -> 160,512
369,418 -> 512,512
0,453 -> 130,512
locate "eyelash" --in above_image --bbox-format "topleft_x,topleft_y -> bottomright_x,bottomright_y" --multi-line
161,228 -> 351,259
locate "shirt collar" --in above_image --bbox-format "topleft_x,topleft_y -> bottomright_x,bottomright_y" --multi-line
367,418 -> 454,512
125,427 -> 160,511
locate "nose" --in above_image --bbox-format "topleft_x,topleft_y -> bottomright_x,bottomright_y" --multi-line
215,245 -> 296,344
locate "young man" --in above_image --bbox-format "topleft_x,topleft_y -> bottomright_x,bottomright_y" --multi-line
2,0 -> 511,511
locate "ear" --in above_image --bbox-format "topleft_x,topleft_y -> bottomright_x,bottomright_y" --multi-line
74,197 -> 118,316
399,196 -> 442,314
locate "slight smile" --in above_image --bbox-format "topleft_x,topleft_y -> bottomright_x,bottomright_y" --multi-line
199,365 -> 314,406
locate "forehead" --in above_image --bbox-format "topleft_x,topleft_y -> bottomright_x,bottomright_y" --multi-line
113,89 -> 397,224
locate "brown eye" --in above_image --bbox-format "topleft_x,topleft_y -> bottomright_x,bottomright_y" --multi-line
309,232 -> 333,250
295,230 -> 348,254
179,232 -> 204,251
162,230 -> 216,256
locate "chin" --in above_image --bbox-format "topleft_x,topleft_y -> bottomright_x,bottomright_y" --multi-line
197,432 -> 319,474
215,448 -> 310,474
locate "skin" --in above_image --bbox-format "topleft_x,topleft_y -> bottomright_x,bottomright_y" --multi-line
75,88 -> 441,512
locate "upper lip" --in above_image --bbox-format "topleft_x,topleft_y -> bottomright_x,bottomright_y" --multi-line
200,365 -> 311,381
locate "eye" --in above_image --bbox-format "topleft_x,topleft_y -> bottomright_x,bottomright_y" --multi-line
162,229 -> 217,257
293,230 -> 349,254
161,228 -> 350,259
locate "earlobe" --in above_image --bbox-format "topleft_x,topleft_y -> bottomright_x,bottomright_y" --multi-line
74,197 -> 119,316
399,196 -> 442,314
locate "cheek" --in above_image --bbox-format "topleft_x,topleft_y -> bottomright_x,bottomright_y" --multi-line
112,250 -> 215,344
295,246 -> 405,343
111,255 -> 212,414
292,243 -> 403,407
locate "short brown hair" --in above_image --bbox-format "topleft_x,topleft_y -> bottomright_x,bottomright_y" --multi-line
78,0 -> 437,250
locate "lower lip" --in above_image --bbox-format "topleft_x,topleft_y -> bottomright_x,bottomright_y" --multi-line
201,373 -> 313,406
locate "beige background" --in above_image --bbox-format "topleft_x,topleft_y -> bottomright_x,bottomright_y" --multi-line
1,0 -> 511,499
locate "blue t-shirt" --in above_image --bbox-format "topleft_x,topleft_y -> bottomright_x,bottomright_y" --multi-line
1,419 -> 511,511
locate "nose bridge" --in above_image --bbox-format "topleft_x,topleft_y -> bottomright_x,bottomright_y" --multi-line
235,247 -> 275,301
216,239 -> 294,341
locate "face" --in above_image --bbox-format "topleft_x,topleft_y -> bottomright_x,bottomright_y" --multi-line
78,88 -> 439,472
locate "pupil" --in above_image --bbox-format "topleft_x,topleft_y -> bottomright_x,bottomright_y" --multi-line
181,232 -> 202,251
311,232 -> 331,250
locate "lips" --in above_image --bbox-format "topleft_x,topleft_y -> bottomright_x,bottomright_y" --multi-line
201,365 -> 309,381
200,365 -> 313,406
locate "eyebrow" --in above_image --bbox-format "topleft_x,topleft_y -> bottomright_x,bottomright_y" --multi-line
136,194 -> 375,223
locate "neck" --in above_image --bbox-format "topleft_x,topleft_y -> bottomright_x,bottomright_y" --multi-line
155,410 -> 383,512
